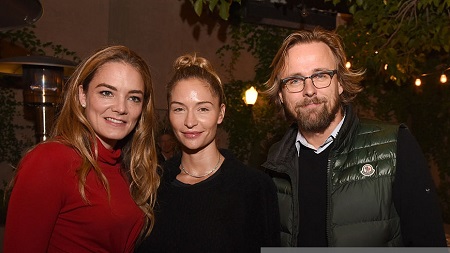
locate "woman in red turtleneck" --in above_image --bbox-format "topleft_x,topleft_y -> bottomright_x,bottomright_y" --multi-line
4,45 -> 160,253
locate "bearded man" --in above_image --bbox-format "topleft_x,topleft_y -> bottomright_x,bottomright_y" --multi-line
261,27 -> 447,247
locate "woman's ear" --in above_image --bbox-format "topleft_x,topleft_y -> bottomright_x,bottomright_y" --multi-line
217,103 -> 226,124
78,85 -> 87,108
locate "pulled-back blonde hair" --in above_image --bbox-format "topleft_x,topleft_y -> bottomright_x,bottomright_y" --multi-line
166,53 -> 226,106
52,45 -> 159,237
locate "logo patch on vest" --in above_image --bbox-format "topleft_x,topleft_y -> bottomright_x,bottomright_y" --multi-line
360,164 -> 375,177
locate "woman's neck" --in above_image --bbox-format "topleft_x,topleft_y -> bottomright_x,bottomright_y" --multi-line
177,145 -> 223,184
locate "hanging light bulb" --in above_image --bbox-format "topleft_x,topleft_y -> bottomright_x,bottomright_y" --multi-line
345,61 -> 351,69
415,78 -> 421,86
384,64 -> 388,70
440,73 -> 447,84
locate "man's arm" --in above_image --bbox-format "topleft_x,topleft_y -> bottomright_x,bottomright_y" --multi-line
394,127 -> 447,246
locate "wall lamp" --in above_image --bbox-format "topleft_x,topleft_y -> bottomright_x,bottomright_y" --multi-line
0,55 -> 76,143
243,86 -> 258,106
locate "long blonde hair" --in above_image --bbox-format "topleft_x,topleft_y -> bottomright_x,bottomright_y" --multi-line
52,45 -> 159,237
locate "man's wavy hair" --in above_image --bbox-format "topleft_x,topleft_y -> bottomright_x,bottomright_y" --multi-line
264,27 -> 365,118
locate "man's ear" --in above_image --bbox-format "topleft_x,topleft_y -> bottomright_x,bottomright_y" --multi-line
338,81 -> 343,95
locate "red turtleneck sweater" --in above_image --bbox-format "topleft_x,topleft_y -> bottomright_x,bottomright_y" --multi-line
4,139 -> 144,253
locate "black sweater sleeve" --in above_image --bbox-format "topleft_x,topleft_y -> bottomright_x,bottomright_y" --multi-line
261,172 -> 282,246
393,127 -> 447,246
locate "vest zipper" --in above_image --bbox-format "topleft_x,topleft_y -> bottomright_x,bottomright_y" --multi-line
326,154 -> 333,247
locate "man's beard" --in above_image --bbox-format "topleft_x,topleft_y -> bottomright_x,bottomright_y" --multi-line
292,96 -> 341,133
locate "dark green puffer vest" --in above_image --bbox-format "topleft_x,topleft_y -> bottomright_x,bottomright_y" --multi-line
328,119 -> 403,246
263,105 -> 404,247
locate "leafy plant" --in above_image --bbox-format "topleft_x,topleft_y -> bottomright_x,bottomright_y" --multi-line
217,24 -> 292,167
0,77 -> 34,225
335,0 -> 449,84
0,80 -> 33,166
189,0 -> 242,20
0,26 -> 80,61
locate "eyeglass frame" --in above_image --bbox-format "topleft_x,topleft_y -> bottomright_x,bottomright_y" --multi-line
280,69 -> 337,93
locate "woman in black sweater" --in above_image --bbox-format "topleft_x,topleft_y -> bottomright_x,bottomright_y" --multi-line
136,54 -> 280,253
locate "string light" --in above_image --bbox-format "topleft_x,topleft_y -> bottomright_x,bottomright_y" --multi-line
415,78 -> 421,86
367,48 -> 449,86
440,74 -> 447,84
412,66 -> 450,86
346,57 -> 448,86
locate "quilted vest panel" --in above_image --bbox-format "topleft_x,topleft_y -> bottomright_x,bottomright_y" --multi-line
328,120 -> 403,246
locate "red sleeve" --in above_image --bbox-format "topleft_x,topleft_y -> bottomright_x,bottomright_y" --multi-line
4,142 -> 72,253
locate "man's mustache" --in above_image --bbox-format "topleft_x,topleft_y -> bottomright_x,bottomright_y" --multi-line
297,97 -> 327,107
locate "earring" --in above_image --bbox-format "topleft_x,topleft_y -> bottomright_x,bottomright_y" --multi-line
81,104 -> 86,108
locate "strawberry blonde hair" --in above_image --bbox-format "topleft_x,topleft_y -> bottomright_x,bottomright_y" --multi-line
53,45 -> 159,238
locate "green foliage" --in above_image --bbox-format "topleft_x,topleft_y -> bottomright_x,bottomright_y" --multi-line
190,0 -> 241,20
218,24 -> 292,167
0,84 -> 32,165
0,77 -> 34,226
0,179 -> 9,225
334,0 -> 450,86
221,79 -> 288,167
0,27 -> 81,62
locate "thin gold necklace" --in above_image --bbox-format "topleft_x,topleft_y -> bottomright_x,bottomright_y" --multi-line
180,152 -> 221,178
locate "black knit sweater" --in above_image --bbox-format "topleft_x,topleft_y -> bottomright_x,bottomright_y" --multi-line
136,149 -> 280,253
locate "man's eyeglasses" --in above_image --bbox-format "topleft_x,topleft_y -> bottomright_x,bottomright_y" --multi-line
280,70 -> 337,93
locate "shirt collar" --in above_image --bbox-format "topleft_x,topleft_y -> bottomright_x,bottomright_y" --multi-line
295,113 -> 346,155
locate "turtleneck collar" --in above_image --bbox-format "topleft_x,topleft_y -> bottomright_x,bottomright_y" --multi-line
96,138 -> 122,166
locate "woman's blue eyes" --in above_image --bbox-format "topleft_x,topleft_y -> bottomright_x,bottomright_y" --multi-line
129,96 -> 142,103
100,90 -> 113,96
99,91 -> 142,103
